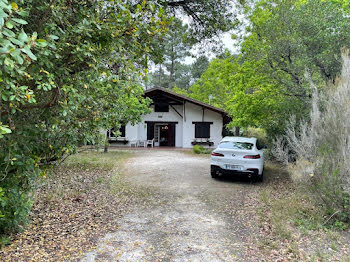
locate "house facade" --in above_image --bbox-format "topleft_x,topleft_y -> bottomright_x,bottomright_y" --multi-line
108,87 -> 231,148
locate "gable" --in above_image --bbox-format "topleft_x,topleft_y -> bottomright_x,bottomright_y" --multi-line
144,87 -> 230,119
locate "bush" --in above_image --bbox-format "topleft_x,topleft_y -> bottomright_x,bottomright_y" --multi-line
243,127 -> 268,146
0,157 -> 40,235
273,50 -> 350,224
243,127 -> 273,160
193,145 -> 211,154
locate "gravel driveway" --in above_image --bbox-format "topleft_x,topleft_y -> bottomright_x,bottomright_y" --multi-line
82,150 -> 263,262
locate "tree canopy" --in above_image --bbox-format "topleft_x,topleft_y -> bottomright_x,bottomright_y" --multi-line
179,0 -> 350,137
0,0 -> 239,234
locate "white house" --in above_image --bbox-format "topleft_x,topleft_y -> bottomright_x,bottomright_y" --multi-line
107,87 -> 231,148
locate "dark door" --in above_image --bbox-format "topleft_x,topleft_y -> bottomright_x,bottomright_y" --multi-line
169,123 -> 176,147
147,123 -> 155,140
159,125 -> 169,146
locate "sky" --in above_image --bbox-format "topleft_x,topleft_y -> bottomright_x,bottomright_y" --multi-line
184,31 -> 237,64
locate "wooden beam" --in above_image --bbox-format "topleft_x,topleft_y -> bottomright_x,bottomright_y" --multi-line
170,105 -> 183,119
145,121 -> 178,124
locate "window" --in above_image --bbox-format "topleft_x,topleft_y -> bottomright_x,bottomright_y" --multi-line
119,125 -> 126,137
194,122 -> 211,138
154,103 -> 169,112
218,141 -> 253,150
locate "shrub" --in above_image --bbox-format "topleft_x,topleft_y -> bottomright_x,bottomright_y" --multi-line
244,127 -> 268,147
243,127 -> 272,159
193,145 -> 211,154
193,145 -> 203,154
273,50 -> 350,223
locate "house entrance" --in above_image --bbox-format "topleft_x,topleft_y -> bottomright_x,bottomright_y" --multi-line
147,122 -> 176,147
159,124 -> 171,146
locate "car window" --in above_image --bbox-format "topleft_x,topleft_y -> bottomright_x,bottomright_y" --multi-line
219,141 -> 254,150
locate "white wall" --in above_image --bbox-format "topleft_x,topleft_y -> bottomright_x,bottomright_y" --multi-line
142,105 -> 184,147
126,124 -> 138,141
115,102 -> 224,148
182,102 -> 223,148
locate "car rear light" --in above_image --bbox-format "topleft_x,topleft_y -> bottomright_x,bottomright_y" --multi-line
243,154 -> 261,159
211,152 -> 224,157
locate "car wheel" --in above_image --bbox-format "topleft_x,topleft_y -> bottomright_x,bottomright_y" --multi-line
211,166 -> 219,179
252,170 -> 263,183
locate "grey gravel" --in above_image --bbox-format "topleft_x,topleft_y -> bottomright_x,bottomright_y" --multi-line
82,150 -> 261,262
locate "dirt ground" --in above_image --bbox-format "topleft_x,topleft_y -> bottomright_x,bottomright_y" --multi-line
82,150 -> 265,262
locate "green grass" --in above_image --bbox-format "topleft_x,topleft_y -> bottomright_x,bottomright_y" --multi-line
63,150 -> 131,170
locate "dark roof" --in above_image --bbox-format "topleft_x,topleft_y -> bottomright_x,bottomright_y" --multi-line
144,87 -> 228,115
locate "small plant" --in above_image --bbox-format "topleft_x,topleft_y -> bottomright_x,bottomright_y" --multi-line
0,235 -> 11,248
193,145 -> 212,154
193,145 -> 202,154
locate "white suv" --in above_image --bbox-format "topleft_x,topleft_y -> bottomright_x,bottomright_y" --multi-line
210,136 -> 264,182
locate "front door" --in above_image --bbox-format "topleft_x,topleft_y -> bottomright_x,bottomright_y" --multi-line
147,123 -> 176,147
159,125 -> 169,146
158,123 -> 176,147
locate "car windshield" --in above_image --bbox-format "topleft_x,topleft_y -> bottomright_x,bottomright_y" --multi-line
219,141 -> 254,150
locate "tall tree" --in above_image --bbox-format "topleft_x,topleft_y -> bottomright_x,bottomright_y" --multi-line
223,0 -> 350,137
164,18 -> 191,88
241,0 -> 350,97
180,57 -> 237,109
174,62 -> 192,89
163,0 -> 239,44
191,55 -> 210,81
149,18 -> 191,89
177,0 -> 350,138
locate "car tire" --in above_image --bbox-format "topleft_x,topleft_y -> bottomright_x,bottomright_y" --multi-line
252,170 -> 263,183
211,166 -> 219,179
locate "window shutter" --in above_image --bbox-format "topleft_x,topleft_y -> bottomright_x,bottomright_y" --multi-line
194,122 -> 210,138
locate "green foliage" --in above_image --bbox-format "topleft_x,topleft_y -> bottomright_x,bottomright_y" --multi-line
151,55 -> 209,90
0,0 -> 41,138
273,51 -> 350,224
0,123 -> 11,138
235,0 -> 350,136
181,0 -> 350,139
0,0 -> 169,234
0,0 -> 239,236
173,55 -> 237,110
164,0 -> 239,45
191,56 -> 210,81
150,18 -> 192,89
188,57 -> 236,109
0,235 -> 10,248
192,145 -> 211,154
193,145 -> 202,154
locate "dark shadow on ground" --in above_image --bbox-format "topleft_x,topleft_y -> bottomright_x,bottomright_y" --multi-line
211,161 -> 291,186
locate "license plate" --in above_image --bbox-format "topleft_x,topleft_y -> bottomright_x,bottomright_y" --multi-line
225,164 -> 243,170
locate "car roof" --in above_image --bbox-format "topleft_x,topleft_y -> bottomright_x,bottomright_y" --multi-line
220,136 -> 257,144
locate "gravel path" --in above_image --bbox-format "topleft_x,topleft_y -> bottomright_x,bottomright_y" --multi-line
82,150 -> 261,262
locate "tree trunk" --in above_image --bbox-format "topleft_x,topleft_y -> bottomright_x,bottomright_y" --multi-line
169,43 -> 175,89
104,137 -> 109,153
158,64 -> 162,87
235,127 -> 240,136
